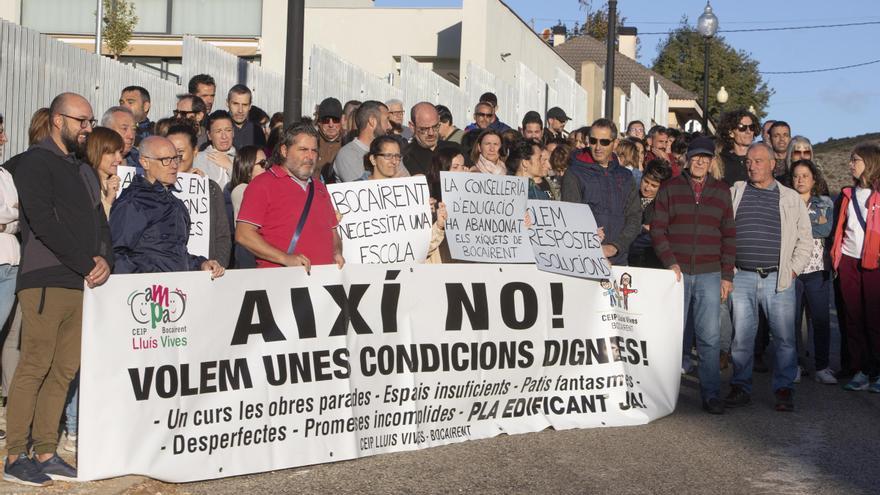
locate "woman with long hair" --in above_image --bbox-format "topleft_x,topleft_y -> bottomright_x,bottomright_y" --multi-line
470,129 -> 506,175
830,143 -> 880,392
788,159 -> 836,384
616,139 -> 643,185
508,139 -> 550,200
228,145 -> 267,269
426,146 -> 469,201
84,127 -> 125,218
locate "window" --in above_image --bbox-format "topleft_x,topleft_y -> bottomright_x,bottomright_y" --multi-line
21,0 -> 262,37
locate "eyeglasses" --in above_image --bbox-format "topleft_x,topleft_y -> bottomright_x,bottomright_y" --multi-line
735,123 -> 755,133
474,112 -> 494,119
173,110 -> 196,118
320,116 -> 340,125
416,123 -> 441,135
376,153 -> 402,161
60,113 -> 97,129
589,137 -> 613,147
691,156 -> 712,165
143,155 -> 182,167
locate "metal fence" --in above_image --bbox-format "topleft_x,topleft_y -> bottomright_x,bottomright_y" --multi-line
305,45 -> 401,118
0,19 -> 179,161
180,35 -> 284,115
464,62 -> 517,129
399,56 -> 470,129
547,67 -> 589,131
623,77 -> 671,132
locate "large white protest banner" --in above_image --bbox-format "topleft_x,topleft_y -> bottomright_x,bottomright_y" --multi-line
117,166 -> 210,258
441,172 -> 532,263
79,265 -> 682,482
527,200 -> 611,280
328,177 -> 433,264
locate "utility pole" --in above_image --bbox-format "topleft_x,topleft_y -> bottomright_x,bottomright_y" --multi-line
283,0 -> 306,125
95,0 -> 103,56
603,0 -> 617,121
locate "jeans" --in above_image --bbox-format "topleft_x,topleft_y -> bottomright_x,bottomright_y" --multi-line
730,271 -> 798,394
795,270 -> 831,370
65,372 -> 79,435
683,272 -> 722,401
720,298 -> 733,353
0,264 -> 17,394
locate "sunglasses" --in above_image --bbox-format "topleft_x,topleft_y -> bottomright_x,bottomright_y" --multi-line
173,110 -> 196,118
589,137 -> 613,147
474,112 -> 494,119
320,116 -> 340,125
735,123 -> 756,133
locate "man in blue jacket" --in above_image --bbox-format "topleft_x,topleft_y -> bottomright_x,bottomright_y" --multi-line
109,136 -> 225,277
561,118 -> 641,265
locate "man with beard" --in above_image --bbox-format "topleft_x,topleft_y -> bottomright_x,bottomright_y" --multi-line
236,124 -> 344,270
5,93 -> 112,486
227,84 -> 266,149
119,85 -> 153,144
402,102 -> 456,176
101,105 -> 140,171
332,100 -> 399,182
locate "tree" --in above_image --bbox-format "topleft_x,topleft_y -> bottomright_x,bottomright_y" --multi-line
651,20 -> 773,120
574,1 -> 639,58
101,0 -> 138,59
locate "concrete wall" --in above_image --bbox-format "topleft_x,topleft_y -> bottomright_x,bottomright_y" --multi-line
0,0 -> 20,23
261,0 -> 462,83
459,0 -> 575,88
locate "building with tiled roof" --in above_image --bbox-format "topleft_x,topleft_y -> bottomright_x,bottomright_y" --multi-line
552,29 -> 704,131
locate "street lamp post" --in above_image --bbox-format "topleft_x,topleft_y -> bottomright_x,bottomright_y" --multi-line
697,2 -> 718,135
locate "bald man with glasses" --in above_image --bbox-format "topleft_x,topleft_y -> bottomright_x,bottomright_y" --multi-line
108,136 -> 224,277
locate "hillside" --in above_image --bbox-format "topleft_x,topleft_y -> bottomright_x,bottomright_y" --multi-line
812,132 -> 880,195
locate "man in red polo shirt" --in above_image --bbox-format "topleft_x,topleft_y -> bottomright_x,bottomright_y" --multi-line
236,124 -> 344,272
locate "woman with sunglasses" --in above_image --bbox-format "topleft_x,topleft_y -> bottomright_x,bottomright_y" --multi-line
717,109 -> 759,186
831,144 -> 880,392
788,160 -> 836,384
227,145 -> 267,269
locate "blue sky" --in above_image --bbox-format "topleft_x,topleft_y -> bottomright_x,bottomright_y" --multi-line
376,0 -> 880,143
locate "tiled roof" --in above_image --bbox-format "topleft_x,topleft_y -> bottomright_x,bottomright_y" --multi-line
553,34 -> 698,101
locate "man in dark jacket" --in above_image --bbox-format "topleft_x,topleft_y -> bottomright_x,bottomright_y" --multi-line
561,118 -> 640,266
5,93 -> 112,486
650,137 -> 736,414
227,85 -> 266,150
109,136 -> 225,277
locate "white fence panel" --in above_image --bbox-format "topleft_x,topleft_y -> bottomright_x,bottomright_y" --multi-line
181,36 -> 284,114
306,45 -> 400,118
0,19 -> 178,161
548,67 -> 588,131
654,84 -> 669,127
465,62 -> 516,130
399,56 -> 469,129
626,83 -> 652,132
515,62 -> 546,129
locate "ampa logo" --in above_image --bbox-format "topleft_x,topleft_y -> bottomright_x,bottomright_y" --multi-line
600,273 -> 638,311
128,285 -> 187,329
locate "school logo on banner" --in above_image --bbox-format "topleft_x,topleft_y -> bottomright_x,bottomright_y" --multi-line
127,285 -> 189,350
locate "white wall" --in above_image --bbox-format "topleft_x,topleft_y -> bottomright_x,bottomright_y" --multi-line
459,0 -> 575,89
0,0 -> 20,23
261,0 -> 462,84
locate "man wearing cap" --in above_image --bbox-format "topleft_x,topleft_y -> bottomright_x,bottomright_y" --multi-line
316,97 -> 344,181
521,111 -> 544,142
650,136 -> 736,414
544,107 -> 570,142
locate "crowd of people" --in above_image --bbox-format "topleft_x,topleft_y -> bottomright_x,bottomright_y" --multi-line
0,73 -> 877,486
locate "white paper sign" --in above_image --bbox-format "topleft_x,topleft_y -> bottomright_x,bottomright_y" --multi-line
117,166 -> 210,258
79,264 -> 683,482
328,176 -> 433,264
528,200 -> 611,279
440,172 -> 531,263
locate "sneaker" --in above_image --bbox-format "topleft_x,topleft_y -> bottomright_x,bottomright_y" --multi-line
724,386 -> 751,408
702,398 -> 725,415
814,368 -> 838,385
868,378 -> 880,394
843,372 -> 870,391
35,453 -> 76,482
3,453 -> 53,487
63,433 -> 77,453
774,388 -> 795,412
794,366 -> 802,384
